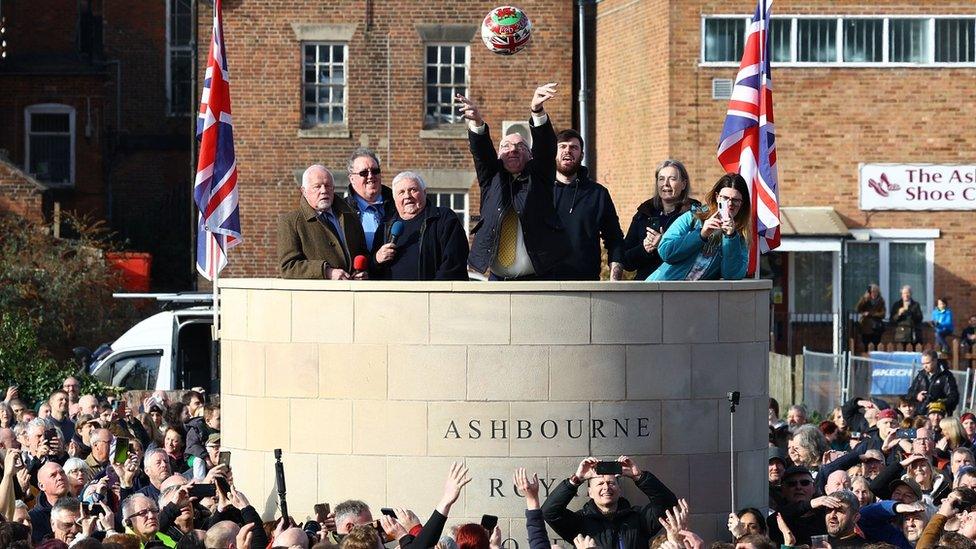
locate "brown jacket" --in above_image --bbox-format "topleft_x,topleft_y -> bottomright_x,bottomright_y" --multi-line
277,197 -> 368,278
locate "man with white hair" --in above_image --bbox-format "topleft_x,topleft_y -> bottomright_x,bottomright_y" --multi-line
278,164 -> 368,279
372,171 -> 469,280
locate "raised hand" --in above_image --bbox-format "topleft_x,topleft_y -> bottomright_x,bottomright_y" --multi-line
514,467 -> 541,509
531,83 -> 558,113
775,513 -> 796,546
237,523 -> 255,549
573,534 -> 598,549
489,525 -> 502,549
574,457 -> 599,482
393,507 -> 421,532
728,513 -> 745,538
700,212 -> 723,239
436,461 -> 472,515
456,94 -> 485,128
618,456 -> 642,479
380,515 -> 408,540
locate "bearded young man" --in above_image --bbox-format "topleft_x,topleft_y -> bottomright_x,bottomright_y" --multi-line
531,91 -> 625,280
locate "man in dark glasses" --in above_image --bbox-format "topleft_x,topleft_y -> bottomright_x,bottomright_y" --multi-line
767,466 -> 830,546
344,147 -> 396,259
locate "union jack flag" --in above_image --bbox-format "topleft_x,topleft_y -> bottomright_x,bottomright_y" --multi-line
194,0 -> 241,281
717,0 -> 781,277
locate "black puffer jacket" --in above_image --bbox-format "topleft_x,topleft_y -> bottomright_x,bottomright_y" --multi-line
622,198 -> 700,280
541,472 -> 677,549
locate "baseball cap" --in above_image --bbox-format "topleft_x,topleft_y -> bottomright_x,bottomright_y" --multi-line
783,465 -> 812,479
769,446 -> 787,465
889,476 -> 923,500
860,449 -> 885,463
877,408 -> 898,421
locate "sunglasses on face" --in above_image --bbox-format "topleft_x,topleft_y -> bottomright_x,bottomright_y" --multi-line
785,479 -> 813,487
353,168 -> 381,178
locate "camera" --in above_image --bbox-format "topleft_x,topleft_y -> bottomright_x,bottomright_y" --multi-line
727,391 -> 741,405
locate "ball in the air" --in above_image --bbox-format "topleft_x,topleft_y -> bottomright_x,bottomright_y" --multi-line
481,6 -> 532,55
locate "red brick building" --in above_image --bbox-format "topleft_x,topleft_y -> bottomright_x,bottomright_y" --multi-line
199,0 -> 575,278
595,0 -> 976,354
0,0 -> 193,288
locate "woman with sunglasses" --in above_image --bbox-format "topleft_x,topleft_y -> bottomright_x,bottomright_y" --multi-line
646,173 -> 750,281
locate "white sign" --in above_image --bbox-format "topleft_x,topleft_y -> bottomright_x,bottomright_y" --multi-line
859,164 -> 976,210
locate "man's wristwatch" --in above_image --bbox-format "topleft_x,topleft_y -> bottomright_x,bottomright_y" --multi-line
531,107 -> 544,114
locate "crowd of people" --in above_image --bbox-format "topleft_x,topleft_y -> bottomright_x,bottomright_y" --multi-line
855,285 -> 975,354
768,352 -> 976,549
20,360 -> 976,549
0,375 -> 753,549
277,83 -> 751,282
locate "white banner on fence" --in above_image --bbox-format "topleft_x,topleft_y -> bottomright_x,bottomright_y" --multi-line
859,164 -> 976,211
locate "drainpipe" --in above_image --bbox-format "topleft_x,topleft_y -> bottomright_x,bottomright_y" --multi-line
577,0 -> 591,168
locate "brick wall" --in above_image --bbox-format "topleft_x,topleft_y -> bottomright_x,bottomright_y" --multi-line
597,0 -> 976,316
201,1 -> 574,277
0,159 -> 46,223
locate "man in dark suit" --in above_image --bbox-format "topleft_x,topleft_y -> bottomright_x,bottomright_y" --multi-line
277,164 -> 368,279
456,84 -> 570,280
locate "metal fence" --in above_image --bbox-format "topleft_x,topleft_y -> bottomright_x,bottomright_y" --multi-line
799,348 -> 973,415
801,349 -> 847,416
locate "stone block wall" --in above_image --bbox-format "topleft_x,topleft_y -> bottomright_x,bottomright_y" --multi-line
219,279 -> 771,544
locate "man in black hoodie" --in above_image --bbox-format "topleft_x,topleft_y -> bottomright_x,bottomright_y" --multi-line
541,456 -> 676,549
532,92 -> 625,280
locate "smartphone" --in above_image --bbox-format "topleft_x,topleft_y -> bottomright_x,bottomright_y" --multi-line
189,484 -> 217,498
43,428 -> 57,442
481,514 -> 498,532
718,198 -> 731,221
215,475 -> 230,494
218,451 -> 231,467
381,508 -> 396,518
314,503 -> 331,523
896,428 -> 917,440
648,218 -> 662,232
82,502 -> 106,516
113,437 -> 129,465
595,461 -> 623,475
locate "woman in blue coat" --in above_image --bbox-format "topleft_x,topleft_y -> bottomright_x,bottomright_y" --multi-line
933,297 -> 954,353
647,173 -> 750,281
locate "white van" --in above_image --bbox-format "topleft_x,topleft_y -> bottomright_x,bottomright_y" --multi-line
85,294 -> 217,391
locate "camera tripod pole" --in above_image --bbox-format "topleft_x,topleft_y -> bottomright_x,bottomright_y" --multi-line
728,391 -> 740,513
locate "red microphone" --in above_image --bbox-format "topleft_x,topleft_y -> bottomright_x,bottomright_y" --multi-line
353,255 -> 368,277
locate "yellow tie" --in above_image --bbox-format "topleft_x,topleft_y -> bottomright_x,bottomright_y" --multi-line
496,209 -> 519,268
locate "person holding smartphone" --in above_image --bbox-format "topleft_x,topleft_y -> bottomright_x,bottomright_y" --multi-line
646,173 -> 750,281
540,455 -> 677,549
622,159 -> 700,280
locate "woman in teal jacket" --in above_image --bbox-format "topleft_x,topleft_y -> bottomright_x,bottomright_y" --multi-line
647,173 -> 750,281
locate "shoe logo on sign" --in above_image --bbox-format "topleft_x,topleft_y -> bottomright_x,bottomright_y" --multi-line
867,173 -> 901,197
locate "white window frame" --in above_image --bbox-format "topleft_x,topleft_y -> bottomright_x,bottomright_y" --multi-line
428,190 -> 470,234
700,14 -> 976,68
424,42 -> 470,127
165,0 -> 193,116
24,103 -> 76,187
846,231 -> 936,317
301,42 -> 349,128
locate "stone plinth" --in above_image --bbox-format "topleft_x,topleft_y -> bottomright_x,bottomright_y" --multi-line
219,279 -> 771,544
